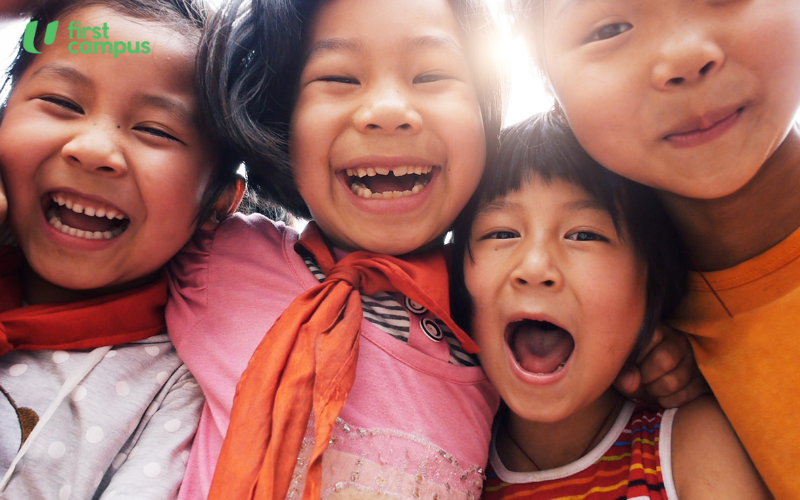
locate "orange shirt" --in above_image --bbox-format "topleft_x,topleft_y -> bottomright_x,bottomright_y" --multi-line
672,226 -> 800,499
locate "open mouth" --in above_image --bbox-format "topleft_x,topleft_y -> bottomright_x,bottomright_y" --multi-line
344,165 -> 436,199
44,191 -> 130,240
507,319 -> 575,375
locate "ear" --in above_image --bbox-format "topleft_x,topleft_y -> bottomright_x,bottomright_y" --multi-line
200,174 -> 246,231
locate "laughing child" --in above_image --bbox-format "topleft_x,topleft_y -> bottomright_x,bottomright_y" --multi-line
454,112 -> 770,499
0,0 -> 242,497
512,0 -> 800,495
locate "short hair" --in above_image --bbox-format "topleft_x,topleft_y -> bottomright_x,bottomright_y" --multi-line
199,0 -> 508,218
451,112 -> 688,360
1,0 -> 242,224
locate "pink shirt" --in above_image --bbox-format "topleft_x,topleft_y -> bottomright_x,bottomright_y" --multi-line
167,214 -> 499,499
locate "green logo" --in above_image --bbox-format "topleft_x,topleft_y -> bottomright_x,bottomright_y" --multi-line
22,20 -> 59,54
22,20 -> 151,58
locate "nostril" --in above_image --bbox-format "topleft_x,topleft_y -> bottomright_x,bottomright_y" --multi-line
397,123 -> 411,130
543,280 -> 555,287
667,76 -> 685,86
97,166 -> 116,173
515,277 -> 529,286
699,61 -> 715,76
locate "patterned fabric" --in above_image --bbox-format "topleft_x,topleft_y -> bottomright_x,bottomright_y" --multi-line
304,256 -> 478,367
483,402 -> 678,500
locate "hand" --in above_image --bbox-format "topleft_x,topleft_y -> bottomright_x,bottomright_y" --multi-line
614,324 -> 711,408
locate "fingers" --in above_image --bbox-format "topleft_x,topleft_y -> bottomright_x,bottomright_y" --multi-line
658,376 -> 712,408
639,325 -> 691,385
613,365 -> 644,399
645,349 -> 701,398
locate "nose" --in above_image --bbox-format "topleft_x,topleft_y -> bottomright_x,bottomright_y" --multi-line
353,81 -> 422,134
651,27 -> 725,89
61,122 -> 128,175
509,241 -> 563,292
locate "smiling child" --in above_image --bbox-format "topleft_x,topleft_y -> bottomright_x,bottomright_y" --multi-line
0,0 -> 242,497
512,0 -> 800,495
454,112 -> 770,499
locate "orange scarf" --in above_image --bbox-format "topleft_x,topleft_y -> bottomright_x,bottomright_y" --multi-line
0,246 -> 167,355
209,223 -> 479,499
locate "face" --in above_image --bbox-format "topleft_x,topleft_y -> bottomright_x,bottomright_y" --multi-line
465,177 -> 646,422
290,0 -> 486,254
541,0 -> 800,199
0,6 -> 215,291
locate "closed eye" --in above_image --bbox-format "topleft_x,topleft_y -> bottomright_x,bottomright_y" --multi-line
38,96 -> 83,114
566,231 -> 609,242
134,126 -> 183,144
317,75 -> 359,84
413,73 -> 450,84
585,22 -> 633,43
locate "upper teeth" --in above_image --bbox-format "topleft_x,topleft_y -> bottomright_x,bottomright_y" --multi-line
52,193 -> 126,220
345,165 -> 434,178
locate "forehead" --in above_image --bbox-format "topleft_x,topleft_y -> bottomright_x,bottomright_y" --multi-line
477,176 -> 606,219
308,0 -> 464,51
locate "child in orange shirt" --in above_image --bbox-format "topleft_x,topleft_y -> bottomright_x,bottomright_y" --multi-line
513,0 -> 800,496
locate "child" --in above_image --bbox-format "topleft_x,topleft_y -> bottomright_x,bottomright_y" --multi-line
167,0 -> 700,498
0,0 -> 242,497
453,112 -> 770,499
512,0 -> 800,496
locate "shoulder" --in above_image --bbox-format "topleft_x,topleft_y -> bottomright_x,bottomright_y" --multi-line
671,396 -> 771,499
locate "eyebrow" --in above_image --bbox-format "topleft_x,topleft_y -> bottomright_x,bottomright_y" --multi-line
30,63 -> 92,89
405,35 -> 465,56
563,198 -> 610,215
556,0 -> 596,20
134,94 -> 194,124
306,37 -> 364,61
475,199 -> 522,219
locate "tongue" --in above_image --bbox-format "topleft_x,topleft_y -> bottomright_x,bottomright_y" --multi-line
512,322 -> 574,374
362,175 -> 418,193
59,208 -> 119,233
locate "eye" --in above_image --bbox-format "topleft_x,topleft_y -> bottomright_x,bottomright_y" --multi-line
481,230 -> 520,241
585,22 -> 633,43
317,75 -> 359,85
134,126 -> 183,144
566,230 -> 609,242
38,96 -> 83,114
413,73 -> 449,84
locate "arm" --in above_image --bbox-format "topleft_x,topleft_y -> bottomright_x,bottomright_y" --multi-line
97,366 -> 204,500
671,396 -> 772,499
614,324 -> 710,407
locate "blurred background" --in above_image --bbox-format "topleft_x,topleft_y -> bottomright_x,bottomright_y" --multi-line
0,0 -> 552,125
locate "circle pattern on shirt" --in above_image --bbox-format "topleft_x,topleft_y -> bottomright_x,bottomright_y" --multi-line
115,381 -> 130,396
9,364 -> 27,376
143,462 -> 161,478
86,426 -> 104,443
52,351 -> 70,364
48,441 -> 66,459
71,385 -> 87,402
420,318 -> 443,342
404,296 -> 428,315
164,419 -> 181,433
59,484 -> 71,500
144,346 -> 160,357
156,371 -> 168,384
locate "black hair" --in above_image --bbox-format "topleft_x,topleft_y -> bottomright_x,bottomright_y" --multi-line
199,0 -> 508,218
451,112 -> 688,361
0,0 -> 242,224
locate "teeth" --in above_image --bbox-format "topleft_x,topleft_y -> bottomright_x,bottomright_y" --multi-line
366,168 -> 376,177
357,169 -> 368,178
375,167 -> 390,175
95,208 -> 105,218
344,165 -> 435,177
47,207 -> 126,240
394,166 -> 408,177
50,192 -> 128,220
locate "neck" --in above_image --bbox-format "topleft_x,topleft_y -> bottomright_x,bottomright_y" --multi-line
497,390 -> 623,472
21,266 -> 157,305
659,127 -> 800,271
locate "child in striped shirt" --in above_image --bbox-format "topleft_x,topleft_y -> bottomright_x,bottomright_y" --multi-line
451,112 -> 770,499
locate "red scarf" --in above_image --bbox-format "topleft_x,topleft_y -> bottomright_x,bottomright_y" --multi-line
0,246 -> 167,355
208,223 -> 479,499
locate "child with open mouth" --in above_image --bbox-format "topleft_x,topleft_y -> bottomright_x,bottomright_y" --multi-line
452,112 -> 770,499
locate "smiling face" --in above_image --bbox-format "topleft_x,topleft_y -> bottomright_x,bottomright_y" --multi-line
290,0 -> 486,254
539,0 -> 800,199
0,5 -> 215,293
464,177 -> 646,422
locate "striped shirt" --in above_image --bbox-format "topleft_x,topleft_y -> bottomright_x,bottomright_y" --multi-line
483,402 -> 678,500
303,256 -> 479,367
